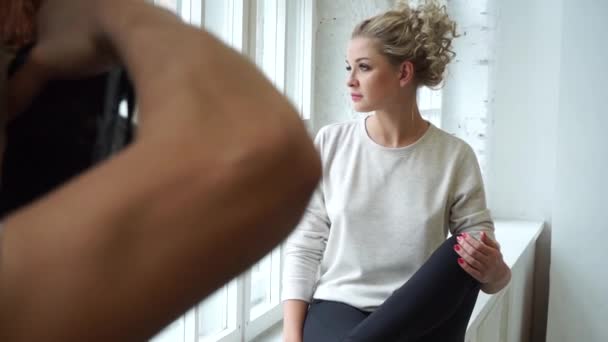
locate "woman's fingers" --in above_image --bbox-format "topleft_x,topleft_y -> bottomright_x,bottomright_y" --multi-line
457,233 -> 490,260
454,232 -> 506,284
454,243 -> 485,271
457,257 -> 483,281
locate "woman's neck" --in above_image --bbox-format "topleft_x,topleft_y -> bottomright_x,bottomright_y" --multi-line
367,103 -> 429,148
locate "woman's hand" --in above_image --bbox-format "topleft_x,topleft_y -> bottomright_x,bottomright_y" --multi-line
454,231 -> 511,294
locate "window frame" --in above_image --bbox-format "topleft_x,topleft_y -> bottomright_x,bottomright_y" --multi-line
149,1 -> 316,341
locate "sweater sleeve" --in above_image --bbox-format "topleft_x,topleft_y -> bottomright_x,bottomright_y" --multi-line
448,145 -> 496,241
281,130 -> 330,303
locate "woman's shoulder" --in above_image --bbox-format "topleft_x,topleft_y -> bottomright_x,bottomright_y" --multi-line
315,117 -> 362,143
430,126 -> 475,154
424,126 -> 480,169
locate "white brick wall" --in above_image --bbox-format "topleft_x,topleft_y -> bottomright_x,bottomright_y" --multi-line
438,0 -> 496,175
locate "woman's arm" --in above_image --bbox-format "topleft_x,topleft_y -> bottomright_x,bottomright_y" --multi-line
449,145 -> 511,294
282,129 -> 331,341
0,1 -> 321,341
283,300 -> 309,342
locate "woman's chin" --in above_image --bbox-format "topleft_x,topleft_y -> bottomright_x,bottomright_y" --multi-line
352,103 -> 372,113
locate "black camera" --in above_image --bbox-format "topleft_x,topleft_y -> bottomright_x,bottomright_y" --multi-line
0,46 -> 136,217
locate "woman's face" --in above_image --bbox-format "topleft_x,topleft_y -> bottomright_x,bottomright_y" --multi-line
345,37 -> 403,113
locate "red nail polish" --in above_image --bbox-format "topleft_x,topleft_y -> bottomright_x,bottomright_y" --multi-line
458,258 -> 465,265
454,245 -> 460,251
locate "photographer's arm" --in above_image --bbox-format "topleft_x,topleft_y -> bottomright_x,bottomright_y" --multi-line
0,2 -> 320,341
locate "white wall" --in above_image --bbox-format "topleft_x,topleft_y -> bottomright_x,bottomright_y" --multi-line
487,0 -> 563,340
490,0 -> 608,340
546,1 -> 608,341
442,0 -> 495,174
487,0 -> 561,225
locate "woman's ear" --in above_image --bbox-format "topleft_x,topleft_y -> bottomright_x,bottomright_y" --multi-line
399,60 -> 415,87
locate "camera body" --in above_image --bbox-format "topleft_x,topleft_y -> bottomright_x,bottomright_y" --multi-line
0,46 -> 135,217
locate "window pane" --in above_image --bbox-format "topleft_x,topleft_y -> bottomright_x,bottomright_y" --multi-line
255,0 -> 280,85
190,0 -> 203,27
250,254 -> 273,319
155,0 -> 179,12
248,0 -> 284,324
150,318 -> 184,342
204,0 -> 234,46
284,0 -> 314,119
284,0 -> 303,112
155,0 -> 202,27
197,286 -> 228,337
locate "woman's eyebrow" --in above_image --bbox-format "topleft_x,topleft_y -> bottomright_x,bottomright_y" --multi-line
345,57 -> 371,64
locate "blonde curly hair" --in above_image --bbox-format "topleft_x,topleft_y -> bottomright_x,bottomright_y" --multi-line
352,0 -> 458,88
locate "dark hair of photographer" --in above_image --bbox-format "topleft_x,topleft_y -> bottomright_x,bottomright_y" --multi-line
0,0 -> 41,50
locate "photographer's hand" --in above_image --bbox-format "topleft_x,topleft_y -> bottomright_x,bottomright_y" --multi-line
6,0 -> 136,118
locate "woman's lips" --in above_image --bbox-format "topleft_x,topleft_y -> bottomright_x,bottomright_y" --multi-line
351,94 -> 363,101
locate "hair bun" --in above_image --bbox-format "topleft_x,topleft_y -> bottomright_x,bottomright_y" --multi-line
353,0 -> 458,88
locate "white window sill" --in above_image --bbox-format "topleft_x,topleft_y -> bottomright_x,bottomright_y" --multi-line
252,322 -> 282,342
466,220 -> 543,341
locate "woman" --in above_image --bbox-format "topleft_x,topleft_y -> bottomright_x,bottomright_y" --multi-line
282,1 -> 511,341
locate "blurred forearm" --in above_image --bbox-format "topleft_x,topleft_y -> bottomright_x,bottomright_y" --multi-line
283,300 -> 309,342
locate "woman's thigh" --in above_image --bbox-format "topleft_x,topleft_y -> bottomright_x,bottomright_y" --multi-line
417,286 -> 480,342
303,300 -> 370,342
343,235 -> 480,341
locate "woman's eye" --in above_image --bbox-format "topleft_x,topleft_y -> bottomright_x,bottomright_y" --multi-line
345,66 -> 352,71
359,64 -> 370,71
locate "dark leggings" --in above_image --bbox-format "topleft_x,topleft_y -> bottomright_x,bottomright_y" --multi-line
302,235 -> 480,342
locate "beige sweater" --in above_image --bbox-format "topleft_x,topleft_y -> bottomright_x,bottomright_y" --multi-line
282,116 -> 494,311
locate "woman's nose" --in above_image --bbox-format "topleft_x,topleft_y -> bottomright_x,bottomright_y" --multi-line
346,74 -> 358,88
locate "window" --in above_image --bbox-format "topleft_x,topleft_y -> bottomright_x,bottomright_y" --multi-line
149,1 -> 315,341
284,0 -> 316,119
